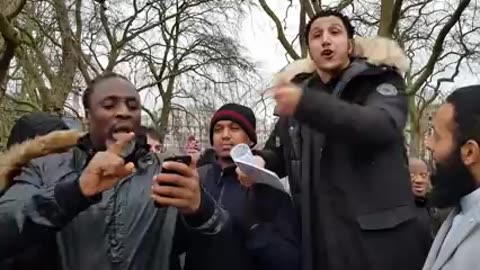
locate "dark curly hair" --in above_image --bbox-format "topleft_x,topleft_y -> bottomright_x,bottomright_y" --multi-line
304,9 -> 355,47
82,72 -> 130,112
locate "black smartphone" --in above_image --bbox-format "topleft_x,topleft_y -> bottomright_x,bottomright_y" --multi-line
161,155 -> 192,174
155,155 -> 192,208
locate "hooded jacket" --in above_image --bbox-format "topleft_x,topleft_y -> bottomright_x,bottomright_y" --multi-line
0,130 -> 228,270
258,37 -> 431,270
0,113 -> 71,270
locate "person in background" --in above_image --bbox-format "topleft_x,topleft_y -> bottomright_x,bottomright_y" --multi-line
183,135 -> 217,167
185,135 -> 201,154
423,85 -> 480,270
0,112 -> 72,270
153,103 -> 299,270
409,157 -> 435,239
138,125 -> 163,153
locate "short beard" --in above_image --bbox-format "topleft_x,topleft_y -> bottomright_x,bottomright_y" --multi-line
428,147 -> 477,209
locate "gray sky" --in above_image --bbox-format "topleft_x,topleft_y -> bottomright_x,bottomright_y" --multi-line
241,1 -> 302,79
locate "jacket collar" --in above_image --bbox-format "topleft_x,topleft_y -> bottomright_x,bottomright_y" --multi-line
272,36 -> 409,87
210,161 -> 237,185
430,207 -> 479,270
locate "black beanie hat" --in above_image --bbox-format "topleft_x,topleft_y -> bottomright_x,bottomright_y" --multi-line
7,112 -> 69,148
210,103 -> 257,146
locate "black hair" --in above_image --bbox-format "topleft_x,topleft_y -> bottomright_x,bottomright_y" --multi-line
446,85 -> 480,146
138,125 -> 162,142
7,112 -> 69,148
304,9 -> 355,47
82,72 -> 130,111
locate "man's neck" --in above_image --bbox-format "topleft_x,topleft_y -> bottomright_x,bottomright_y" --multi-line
315,60 -> 351,84
219,157 -> 234,170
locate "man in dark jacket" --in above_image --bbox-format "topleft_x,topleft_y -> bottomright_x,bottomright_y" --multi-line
240,10 -> 430,270
154,103 -> 299,270
0,112 -> 69,270
0,73 -> 226,270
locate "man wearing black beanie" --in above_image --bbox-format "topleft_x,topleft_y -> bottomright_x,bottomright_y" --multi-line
209,103 -> 258,147
180,103 -> 300,270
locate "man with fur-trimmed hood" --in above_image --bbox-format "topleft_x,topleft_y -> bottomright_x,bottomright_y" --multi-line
239,10 -> 431,270
0,112 -> 69,270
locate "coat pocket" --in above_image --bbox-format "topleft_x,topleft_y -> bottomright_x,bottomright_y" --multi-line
357,205 -> 416,230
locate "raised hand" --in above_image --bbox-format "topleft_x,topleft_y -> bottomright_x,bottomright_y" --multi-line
79,132 -> 136,197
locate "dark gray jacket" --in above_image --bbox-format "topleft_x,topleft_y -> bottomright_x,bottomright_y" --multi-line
0,131 -> 226,270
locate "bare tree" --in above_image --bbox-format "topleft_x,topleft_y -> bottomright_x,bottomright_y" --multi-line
128,0 -> 258,141
0,0 -> 27,101
0,0 -> 258,147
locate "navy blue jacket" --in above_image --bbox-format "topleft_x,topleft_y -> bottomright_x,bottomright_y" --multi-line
181,163 -> 300,270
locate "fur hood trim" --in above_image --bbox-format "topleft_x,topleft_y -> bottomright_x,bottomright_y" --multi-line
0,130 -> 84,189
272,36 -> 409,86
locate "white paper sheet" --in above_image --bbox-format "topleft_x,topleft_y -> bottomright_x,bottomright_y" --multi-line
230,144 -> 287,192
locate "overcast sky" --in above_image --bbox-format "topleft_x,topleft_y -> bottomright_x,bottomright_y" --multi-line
241,1 -> 302,80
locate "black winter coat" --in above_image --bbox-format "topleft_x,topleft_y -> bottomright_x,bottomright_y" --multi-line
259,59 -> 431,270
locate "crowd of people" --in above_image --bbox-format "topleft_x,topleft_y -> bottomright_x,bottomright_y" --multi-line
1,9 -> 480,270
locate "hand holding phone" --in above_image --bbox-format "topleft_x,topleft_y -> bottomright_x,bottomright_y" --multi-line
151,155 -> 201,214
161,155 -> 192,175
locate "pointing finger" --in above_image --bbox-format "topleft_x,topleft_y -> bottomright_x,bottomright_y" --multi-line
107,132 -> 135,156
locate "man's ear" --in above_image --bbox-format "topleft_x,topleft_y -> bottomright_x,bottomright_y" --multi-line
348,39 -> 354,56
83,110 -> 90,127
461,140 -> 480,166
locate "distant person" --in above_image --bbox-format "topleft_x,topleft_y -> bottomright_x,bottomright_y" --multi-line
409,157 -> 435,238
185,135 -> 201,155
138,126 -> 163,153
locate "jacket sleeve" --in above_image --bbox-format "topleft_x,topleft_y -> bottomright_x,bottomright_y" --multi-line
254,120 -> 287,179
294,72 -> 408,146
0,160 -> 100,256
182,187 -> 230,235
245,185 -> 300,270
182,172 -> 299,270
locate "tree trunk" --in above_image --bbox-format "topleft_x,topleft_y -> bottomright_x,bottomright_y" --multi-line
378,0 -> 394,37
158,101 -> 171,143
408,95 -> 420,157
408,122 -> 421,157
